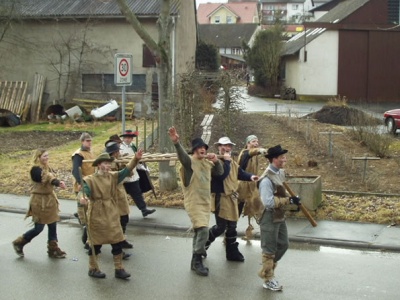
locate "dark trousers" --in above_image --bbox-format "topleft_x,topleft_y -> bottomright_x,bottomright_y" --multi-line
23,222 -> 57,242
123,181 -> 146,211
88,242 -> 123,256
120,215 -> 129,234
210,194 -> 238,240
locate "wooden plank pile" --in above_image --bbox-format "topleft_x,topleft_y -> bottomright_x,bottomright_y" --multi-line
73,98 -> 135,119
29,73 -> 47,123
0,81 -> 28,115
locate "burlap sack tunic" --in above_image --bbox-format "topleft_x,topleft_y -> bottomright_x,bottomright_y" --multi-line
25,168 -> 60,224
211,160 -> 240,221
84,172 -> 125,245
72,148 -> 95,193
237,148 -> 264,218
180,157 -> 215,228
112,162 -> 130,217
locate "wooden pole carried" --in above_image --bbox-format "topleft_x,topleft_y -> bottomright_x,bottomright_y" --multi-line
283,182 -> 318,227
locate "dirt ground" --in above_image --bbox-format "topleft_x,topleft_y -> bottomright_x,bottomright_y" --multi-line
1,106 -> 400,224
0,131 -> 82,155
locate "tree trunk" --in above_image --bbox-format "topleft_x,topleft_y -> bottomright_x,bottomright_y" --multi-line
117,0 -> 177,191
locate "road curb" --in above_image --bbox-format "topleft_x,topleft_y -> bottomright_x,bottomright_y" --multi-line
2,206 -> 400,252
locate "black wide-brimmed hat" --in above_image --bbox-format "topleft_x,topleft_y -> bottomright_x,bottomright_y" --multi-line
120,130 -> 139,137
105,141 -> 120,154
104,134 -> 123,147
191,137 -> 208,153
92,153 -> 115,166
265,145 -> 288,159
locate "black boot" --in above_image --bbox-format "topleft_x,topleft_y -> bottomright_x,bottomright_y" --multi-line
81,226 -> 88,245
226,241 -> 245,262
121,240 -> 133,249
142,208 -> 156,217
205,228 -> 216,250
191,254 -> 209,276
122,251 -> 131,260
115,269 -> 131,279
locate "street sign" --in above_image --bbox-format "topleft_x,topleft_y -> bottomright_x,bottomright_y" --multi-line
114,53 -> 133,86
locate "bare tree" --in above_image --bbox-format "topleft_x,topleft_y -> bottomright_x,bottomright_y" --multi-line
116,0 -> 178,191
0,0 -> 17,44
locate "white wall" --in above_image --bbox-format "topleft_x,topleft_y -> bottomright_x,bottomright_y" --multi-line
285,30 -> 338,96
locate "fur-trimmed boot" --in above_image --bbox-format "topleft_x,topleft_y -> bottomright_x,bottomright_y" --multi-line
47,240 -> 66,258
191,253 -> 209,276
12,236 -> 29,257
226,239 -> 245,262
113,253 -> 131,279
88,255 -> 106,278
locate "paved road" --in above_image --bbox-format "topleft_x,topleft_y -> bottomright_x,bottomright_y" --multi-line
2,211 -> 400,300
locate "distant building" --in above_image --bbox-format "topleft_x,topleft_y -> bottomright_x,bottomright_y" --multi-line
198,23 -> 260,69
197,2 -> 259,24
282,0 -> 400,102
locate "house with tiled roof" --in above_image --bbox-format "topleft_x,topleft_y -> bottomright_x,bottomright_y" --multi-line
198,23 -> 260,69
0,0 -> 196,116
197,2 -> 259,24
282,0 -> 400,102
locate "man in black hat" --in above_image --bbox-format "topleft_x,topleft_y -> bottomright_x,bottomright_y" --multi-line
119,130 -> 156,217
168,126 -> 223,277
257,145 -> 300,292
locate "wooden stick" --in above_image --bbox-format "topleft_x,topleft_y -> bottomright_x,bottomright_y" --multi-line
283,182 -> 318,227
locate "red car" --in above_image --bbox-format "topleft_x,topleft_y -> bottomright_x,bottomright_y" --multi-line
384,109 -> 400,134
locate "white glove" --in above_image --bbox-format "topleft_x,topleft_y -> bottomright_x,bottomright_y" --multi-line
259,148 -> 267,155
137,163 -> 150,172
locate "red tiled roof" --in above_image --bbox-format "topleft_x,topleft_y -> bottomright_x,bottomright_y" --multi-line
197,2 -> 258,24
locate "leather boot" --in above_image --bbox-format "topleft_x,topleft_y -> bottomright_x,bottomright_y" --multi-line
142,208 -> 156,217
122,251 -> 131,260
191,253 -> 209,276
205,229 -> 216,251
226,241 -> 244,262
12,236 -> 28,257
113,253 -> 131,279
88,255 -> 106,278
121,240 -> 133,249
47,240 -> 66,258
81,226 -> 88,245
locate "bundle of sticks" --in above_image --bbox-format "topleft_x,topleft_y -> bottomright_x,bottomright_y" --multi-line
82,152 -> 229,164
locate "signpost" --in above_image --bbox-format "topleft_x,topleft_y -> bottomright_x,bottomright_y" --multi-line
114,53 -> 133,133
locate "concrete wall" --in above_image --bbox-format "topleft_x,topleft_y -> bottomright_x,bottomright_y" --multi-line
285,30 -> 338,98
0,5 -> 196,116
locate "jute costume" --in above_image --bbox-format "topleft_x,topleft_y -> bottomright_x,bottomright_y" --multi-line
173,138 -> 223,276
12,162 -> 66,258
82,153 -> 139,279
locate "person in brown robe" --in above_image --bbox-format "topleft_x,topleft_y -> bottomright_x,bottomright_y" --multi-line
105,140 -> 133,254
80,150 -> 143,279
237,135 -> 267,239
12,149 -> 67,258
168,126 -> 223,276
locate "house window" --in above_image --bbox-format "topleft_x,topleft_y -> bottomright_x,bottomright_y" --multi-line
142,44 -> 156,67
292,4 -> 299,10
226,15 -> 233,23
82,74 -> 146,93
232,48 -> 241,55
388,0 -> 400,24
214,16 -> 220,24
